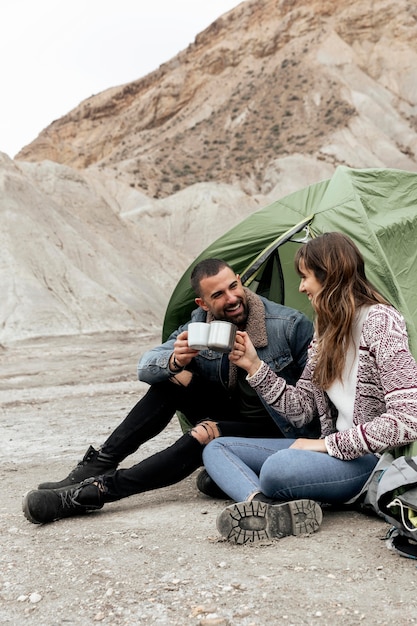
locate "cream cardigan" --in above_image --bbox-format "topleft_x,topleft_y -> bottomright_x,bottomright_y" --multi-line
247,304 -> 417,460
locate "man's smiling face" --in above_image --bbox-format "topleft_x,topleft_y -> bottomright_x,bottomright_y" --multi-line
195,266 -> 248,328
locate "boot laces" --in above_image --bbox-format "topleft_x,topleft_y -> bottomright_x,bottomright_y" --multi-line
59,486 -> 86,510
80,448 -> 97,466
58,478 -> 102,511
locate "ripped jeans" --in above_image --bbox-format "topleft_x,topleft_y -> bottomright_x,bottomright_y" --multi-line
98,376 -> 283,500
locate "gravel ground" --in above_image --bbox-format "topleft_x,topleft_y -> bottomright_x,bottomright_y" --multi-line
1,332 -> 417,626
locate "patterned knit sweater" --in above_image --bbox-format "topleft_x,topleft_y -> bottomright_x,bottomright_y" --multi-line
247,304 -> 417,460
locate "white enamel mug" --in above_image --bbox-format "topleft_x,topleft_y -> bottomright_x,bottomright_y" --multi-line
207,321 -> 237,353
187,322 -> 210,350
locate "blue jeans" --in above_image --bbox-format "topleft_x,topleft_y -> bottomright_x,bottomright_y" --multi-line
202,437 -> 379,504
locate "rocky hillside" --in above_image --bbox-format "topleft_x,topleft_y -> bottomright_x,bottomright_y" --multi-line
16,0 -> 417,198
2,0 -> 417,344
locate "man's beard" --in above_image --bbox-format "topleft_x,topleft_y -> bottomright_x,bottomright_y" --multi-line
221,300 -> 248,329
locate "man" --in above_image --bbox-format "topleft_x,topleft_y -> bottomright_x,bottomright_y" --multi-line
23,258 -> 316,524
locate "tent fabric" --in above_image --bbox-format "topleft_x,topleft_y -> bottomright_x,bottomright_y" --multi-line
163,166 -> 417,357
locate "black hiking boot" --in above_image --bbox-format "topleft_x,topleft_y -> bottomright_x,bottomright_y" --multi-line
216,498 -> 323,544
22,477 -> 106,524
38,446 -> 118,490
196,469 -> 229,500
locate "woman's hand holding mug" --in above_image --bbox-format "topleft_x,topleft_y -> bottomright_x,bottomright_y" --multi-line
229,331 -> 262,376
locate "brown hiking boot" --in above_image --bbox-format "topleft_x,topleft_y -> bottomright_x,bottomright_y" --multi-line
217,499 -> 323,544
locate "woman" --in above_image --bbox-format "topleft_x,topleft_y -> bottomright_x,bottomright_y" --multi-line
203,232 -> 417,544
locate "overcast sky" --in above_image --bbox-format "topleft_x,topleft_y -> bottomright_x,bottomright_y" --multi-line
1,0 -> 242,158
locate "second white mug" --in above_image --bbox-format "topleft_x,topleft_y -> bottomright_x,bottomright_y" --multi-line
207,321 -> 237,353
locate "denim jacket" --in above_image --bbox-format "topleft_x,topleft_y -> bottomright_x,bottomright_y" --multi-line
138,289 -> 316,437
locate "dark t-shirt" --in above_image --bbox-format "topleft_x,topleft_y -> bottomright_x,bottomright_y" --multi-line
237,367 -> 271,421
235,368 -> 284,437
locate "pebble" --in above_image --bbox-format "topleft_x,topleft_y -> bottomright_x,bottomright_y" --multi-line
191,605 -> 218,617
29,592 -> 42,603
94,612 -> 105,621
199,617 -> 229,626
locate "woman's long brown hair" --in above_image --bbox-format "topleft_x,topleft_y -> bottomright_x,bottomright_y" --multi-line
295,232 -> 389,389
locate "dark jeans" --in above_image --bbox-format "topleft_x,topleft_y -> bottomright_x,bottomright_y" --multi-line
99,376 -> 283,501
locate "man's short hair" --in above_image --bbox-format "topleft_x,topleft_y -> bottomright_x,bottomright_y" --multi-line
190,258 -> 234,297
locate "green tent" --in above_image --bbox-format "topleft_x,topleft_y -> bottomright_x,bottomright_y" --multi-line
163,166 -> 417,357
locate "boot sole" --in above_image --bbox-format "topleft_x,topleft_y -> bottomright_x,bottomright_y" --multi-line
216,499 -> 322,544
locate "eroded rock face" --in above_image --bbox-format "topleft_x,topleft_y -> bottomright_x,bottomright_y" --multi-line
0,152 -> 268,343
15,0 -> 417,199
2,0 -> 417,343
